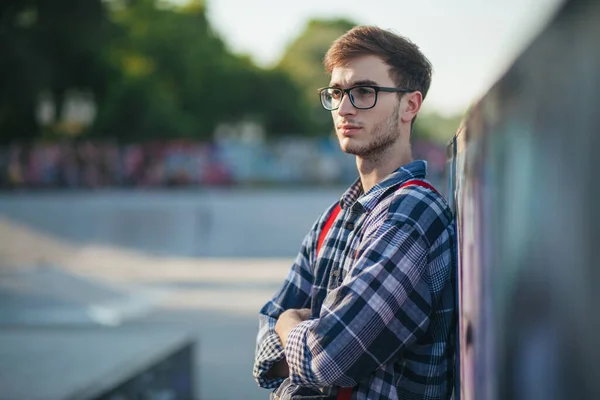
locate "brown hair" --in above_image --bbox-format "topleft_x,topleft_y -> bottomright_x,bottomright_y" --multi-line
324,26 -> 433,100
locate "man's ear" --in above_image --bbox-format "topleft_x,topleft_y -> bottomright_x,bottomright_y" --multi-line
400,91 -> 423,124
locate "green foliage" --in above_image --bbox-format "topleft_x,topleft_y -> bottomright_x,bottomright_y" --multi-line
0,0 -> 114,143
0,0 -> 312,143
92,0 -> 220,140
94,0 -> 296,141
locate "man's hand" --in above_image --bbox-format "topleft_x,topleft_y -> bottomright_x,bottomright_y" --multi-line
264,309 -> 312,379
275,308 -> 312,348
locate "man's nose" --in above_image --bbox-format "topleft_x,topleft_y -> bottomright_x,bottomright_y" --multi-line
337,93 -> 356,117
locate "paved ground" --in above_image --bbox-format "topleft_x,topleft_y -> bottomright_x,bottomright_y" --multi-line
0,222 -> 289,399
0,260 -> 282,399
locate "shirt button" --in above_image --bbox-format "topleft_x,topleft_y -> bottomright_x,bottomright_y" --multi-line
332,269 -> 339,277
345,222 -> 354,230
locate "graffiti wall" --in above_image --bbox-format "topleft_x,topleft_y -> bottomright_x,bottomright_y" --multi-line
448,0 -> 600,398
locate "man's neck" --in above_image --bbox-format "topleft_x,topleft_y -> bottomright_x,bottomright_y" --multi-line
356,143 -> 412,194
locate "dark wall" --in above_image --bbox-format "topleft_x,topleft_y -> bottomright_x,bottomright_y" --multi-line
447,0 -> 600,399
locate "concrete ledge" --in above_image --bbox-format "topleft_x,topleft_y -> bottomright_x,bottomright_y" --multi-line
0,327 -> 196,400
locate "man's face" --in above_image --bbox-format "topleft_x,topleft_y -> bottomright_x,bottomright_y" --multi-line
329,55 -> 404,158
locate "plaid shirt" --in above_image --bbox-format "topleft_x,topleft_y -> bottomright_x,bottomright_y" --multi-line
254,160 -> 457,400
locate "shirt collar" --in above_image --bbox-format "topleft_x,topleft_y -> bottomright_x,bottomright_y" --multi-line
339,160 -> 428,212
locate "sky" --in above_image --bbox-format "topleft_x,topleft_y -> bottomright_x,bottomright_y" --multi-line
173,0 -> 564,116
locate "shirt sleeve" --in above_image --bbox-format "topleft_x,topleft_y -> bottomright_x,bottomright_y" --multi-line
284,217 -> 435,388
253,218 -> 319,388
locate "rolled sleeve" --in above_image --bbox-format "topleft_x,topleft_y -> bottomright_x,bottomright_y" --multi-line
285,318 -> 321,387
254,328 -> 287,388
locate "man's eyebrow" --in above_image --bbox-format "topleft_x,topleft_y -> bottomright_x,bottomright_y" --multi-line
329,79 -> 379,88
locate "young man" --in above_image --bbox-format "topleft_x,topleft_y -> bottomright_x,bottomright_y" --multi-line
254,26 -> 456,400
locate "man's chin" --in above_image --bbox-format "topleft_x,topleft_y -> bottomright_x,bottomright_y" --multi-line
340,145 -> 364,156
338,138 -> 362,156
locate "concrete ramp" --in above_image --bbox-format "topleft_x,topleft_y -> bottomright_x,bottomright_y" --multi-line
0,327 -> 195,400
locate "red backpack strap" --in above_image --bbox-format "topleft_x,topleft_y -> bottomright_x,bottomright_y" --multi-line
397,178 -> 439,194
316,203 -> 342,257
336,387 -> 353,400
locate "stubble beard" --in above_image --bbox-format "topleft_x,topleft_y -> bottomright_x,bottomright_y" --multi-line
339,103 -> 401,161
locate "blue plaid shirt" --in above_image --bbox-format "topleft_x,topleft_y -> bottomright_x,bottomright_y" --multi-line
254,160 -> 457,400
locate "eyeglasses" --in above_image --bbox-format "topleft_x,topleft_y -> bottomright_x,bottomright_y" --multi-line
318,85 -> 413,111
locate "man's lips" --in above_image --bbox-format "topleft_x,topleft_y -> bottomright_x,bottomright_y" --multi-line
338,125 -> 362,136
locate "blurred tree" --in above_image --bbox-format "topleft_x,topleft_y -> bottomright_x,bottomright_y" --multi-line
1,0 -> 312,143
277,18 -> 357,135
92,0 -> 215,140
93,0 -> 312,141
0,0 -> 113,143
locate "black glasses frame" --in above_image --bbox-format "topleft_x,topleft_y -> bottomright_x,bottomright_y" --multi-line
318,85 -> 413,111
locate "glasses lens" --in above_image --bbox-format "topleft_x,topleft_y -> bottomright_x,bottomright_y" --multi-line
321,88 -> 343,110
348,86 -> 377,109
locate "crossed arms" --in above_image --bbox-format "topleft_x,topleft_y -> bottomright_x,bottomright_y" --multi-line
253,217 -> 434,389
